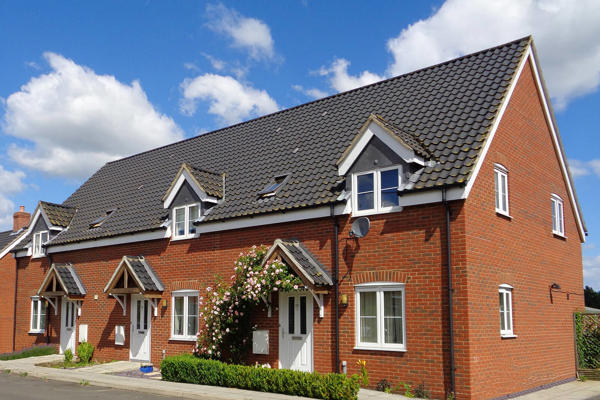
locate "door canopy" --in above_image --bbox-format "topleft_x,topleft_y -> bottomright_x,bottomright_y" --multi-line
263,239 -> 332,292
104,256 -> 164,297
38,263 -> 86,298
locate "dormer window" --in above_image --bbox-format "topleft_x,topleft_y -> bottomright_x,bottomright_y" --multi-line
33,231 -> 49,257
352,167 -> 401,215
258,174 -> 288,198
173,204 -> 200,239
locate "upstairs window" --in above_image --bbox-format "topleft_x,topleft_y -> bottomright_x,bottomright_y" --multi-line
353,167 -> 400,215
30,297 -> 46,333
33,231 -> 49,257
551,194 -> 564,236
173,204 -> 200,239
171,290 -> 199,340
494,164 -> 509,216
499,284 -> 514,337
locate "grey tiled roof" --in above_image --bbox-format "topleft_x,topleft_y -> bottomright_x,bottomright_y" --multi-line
48,37 -> 530,245
53,263 -> 86,296
0,230 -> 15,251
126,256 -> 164,292
40,201 -> 76,228
186,164 -> 223,198
278,239 -> 332,286
370,114 -> 431,159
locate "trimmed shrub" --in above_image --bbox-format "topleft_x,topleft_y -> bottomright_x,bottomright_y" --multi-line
161,355 -> 360,400
77,342 -> 94,363
0,345 -> 56,360
64,349 -> 73,364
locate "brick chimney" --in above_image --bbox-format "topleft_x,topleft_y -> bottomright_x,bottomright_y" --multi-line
13,205 -> 30,232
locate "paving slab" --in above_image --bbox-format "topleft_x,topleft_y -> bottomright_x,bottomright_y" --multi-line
514,380 -> 600,399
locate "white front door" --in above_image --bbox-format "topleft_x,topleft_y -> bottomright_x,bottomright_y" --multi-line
60,298 -> 76,354
130,294 -> 151,362
279,291 -> 313,372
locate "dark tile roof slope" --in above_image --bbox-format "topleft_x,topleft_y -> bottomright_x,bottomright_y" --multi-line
51,37 -> 530,245
54,263 -> 86,296
126,256 -> 164,292
0,230 -> 16,251
280,239 -> 332,286
40,201 -> 76,228
370,114 -> 431,158
186,164 -> 223,198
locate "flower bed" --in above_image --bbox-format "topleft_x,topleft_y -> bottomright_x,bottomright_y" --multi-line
161,354 -> 360,400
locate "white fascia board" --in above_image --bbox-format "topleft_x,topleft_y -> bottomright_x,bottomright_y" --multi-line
338,121 -> 423,176
461,44 -> 585,242
0,229 -> 30,259
48,230 -> 170,254
163,171 -> 217,209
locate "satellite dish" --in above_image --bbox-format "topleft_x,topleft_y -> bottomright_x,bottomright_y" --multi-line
350,217 -> 370,238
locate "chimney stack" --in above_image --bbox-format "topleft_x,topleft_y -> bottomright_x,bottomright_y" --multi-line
13,205 -> 30,232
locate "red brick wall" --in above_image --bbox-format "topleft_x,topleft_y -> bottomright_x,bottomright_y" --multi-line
0,254 -> 17,353
460,59 -> 584,399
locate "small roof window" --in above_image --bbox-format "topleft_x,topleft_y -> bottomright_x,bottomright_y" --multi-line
258,174 -> 289,198
89,209 -> 116,229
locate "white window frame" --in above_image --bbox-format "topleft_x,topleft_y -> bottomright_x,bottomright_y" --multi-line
30,297 -> 47,334
352,167 -> 402,216
32,231 -> 49,258
170,290 -> 199,341
551,194 -> 565,236
354,282 -> 406,352
499,284 -> 515,337
172,203 -> 201,240
494,164 -> 509,216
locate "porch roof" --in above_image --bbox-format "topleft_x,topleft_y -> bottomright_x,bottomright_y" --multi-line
38,263 -> 86,297
104,255 -> 164,295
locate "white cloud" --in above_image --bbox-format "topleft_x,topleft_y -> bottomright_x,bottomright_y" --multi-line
318,58 -> 384,93
205,3 -> 275,61
569,159 -> 600,178
292,84 -> 328,100
202,53 -> 226,71
384,0 -> 600,110
180,73 -> 279,125
2,52 -> 184,179
0,165 -> 27,231
183,62 -> 200,72
584,255 -> 600,289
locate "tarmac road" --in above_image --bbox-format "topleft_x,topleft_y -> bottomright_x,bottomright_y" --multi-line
0,372 -> 182,400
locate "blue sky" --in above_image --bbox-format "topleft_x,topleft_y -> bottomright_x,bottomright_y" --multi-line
1,1 -> 599,287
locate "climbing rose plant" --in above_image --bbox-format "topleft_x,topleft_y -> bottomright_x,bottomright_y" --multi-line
195,245 -> 304,362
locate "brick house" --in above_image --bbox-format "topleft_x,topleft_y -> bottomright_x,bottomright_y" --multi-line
1,36 -> 587,399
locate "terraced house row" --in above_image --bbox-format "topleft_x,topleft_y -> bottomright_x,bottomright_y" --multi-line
0,37 -> 587,399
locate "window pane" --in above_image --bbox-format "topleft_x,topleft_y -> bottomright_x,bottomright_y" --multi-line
136,300 -> 141,330
499,292 -> 506,331
288,296 -> 295,334
501,174 -> 507,211
358,193 -> 374,211
552,200 -> 557,231
505,293 -> 512,331
40,301 -> 46,330
32,300 -> 39,330
381,189 -> 398,208
41,231 -> 49,243
174,297 -> 184,335
357,173 -> 374,193
558,202 -> 564,233
380,169 -> 398,190
495,171 -> 500,209
188,206 -> 199,234
187,296 -> 198,336
359,292 -> 377,343
300,296 -> 307,335
175,208 -> 185,236
384,291 -> 403,344
143,300 -> 148,330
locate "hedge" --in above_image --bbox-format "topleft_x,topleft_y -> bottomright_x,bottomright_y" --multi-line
161,354 -> 360,400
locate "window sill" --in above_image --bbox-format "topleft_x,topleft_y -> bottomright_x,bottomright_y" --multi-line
28,330 -> 45,335
553,232 -> 567,240
31,254 -> 46,259
352,206 -> 404,218
354,345 -> 406,352
170,234 -> 199,242
495,211 -> 512,219
169,336 -> 197,342
501,334 -> 518,339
